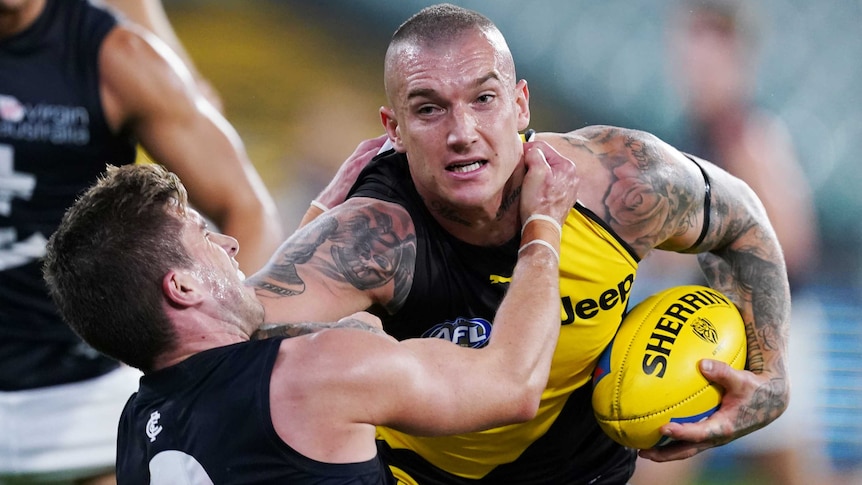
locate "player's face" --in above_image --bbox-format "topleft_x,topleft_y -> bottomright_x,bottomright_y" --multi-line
383,29 -> 530,213
179,208 -> 264,330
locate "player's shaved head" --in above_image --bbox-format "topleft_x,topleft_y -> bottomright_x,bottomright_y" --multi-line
383,3 -> 516,104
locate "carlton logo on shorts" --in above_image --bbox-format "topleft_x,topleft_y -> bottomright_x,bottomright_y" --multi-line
422,317 -> 491,348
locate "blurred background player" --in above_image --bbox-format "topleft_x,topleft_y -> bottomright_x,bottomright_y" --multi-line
631,0 -> 830,483
0,0 -> 282,483
103,0 -> 224,112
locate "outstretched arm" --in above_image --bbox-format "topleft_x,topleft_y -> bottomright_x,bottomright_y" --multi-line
244,135 -> 400,330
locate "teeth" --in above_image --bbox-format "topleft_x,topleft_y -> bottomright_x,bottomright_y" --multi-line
451,161 -> 483,173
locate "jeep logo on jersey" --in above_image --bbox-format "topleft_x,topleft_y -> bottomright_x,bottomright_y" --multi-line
422,317 -> 492,348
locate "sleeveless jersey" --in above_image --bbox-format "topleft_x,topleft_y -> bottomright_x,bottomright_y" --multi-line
349,152 -> 639,484
0,0 -> 136,390
117,338 -> 395,485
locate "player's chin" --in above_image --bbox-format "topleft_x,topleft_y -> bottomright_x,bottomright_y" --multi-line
447,184 -> 499,209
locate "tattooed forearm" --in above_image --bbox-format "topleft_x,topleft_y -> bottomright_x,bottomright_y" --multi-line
332,317 -> 387,335
699,244 -> 789,376
252,323 -> 332,339
744,322 -> 765,372
250,262 -> 306,297
251,319 -> 386,340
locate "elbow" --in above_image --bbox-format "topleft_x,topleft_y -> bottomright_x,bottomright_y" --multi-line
506,376 -> 547,423
511,396 -> 542,423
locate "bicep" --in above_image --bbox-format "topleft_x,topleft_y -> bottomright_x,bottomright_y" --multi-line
362,338 -> 515,436
277,333 -> 486,440
249,198 -> 417,322
687,156 -> 773,256
542,127 -> 716,256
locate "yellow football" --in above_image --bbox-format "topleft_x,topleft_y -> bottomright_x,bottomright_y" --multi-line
592,285 -> 747,449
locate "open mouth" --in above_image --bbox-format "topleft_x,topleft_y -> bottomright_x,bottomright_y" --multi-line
447,160 -> 487,173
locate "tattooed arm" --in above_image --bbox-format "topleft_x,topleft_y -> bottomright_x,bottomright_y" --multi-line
541,125 -> 790,460
245,197 -> 417,325
672,155 -> 791,448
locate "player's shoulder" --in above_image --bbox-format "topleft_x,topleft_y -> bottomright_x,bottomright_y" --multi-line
537,126 -> 697,177
101,22 -> 153,59
332,196 -> 416,234
275,328 -> 400,384
100,20 -> 190,85
535,125 -> 665,151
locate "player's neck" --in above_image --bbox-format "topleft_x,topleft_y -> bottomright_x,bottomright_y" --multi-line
428,188 -> 521,246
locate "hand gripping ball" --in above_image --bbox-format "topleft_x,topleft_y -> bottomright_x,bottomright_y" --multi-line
592,285 -> 747,449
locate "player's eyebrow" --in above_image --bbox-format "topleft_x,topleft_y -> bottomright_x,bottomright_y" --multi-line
406,71 -> 502,101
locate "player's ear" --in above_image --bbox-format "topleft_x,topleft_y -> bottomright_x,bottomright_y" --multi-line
162,269 -> 204,307
515,79 -> 531,132
380,106 -> 405,152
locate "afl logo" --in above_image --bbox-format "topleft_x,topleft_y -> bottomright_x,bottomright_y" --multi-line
422,317 -> 492,348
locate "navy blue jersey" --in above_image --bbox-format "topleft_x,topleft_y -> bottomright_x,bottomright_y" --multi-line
0,0 -> 137,389
117,338 -> 394,485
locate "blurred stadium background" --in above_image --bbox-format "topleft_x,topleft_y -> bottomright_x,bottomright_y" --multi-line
162,1 -> 862,483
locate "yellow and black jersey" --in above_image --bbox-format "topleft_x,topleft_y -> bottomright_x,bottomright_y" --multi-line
349,151 -> 639,484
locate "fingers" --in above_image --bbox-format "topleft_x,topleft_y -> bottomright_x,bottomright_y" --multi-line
519,141 -> 579,226
698,358 -> 735,388
638,441 -> 705,462
315,135 -> 388,209
639,361 -> 781,462
356,134 -> 389,154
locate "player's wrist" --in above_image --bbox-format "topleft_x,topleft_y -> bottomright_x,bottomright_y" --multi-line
519,215 -> 562,263
521,214 -> 562,236
518,239 -> 560,263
